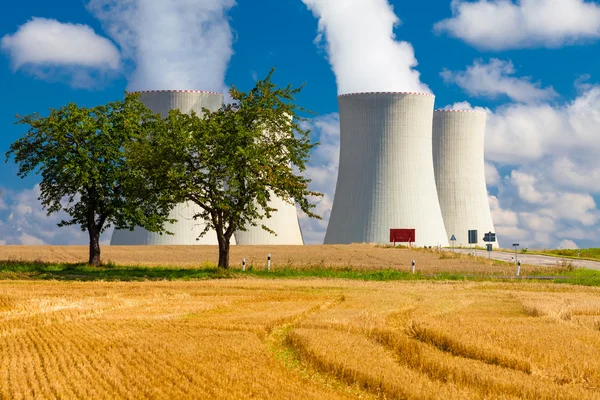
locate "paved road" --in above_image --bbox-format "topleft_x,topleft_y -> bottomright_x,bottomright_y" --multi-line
450,248 -> 600,271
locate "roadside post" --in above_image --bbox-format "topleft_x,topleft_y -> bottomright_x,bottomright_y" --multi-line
267,254 -> 271,272
242,258 -> 246,271
512,243 -> 520,264
516,260 -> 521,277
411,259 -> 415,274
468,230 -> 478,253
450,235 -> 456,252
483,232 -> 496,259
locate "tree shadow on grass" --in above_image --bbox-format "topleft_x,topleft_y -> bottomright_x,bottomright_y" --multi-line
0,260 -> 229,282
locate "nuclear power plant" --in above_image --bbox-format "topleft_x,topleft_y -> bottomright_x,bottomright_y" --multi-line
324,92 -> 497,247
324,92 -> 449,247
433,110 -> 498,247
111,89 -> 497,248
110,90 -> 304,246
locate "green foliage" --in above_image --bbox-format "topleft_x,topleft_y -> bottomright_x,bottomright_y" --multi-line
5,94 -> 178,265
501,248 -> 600,262
0,260 -> 226,281
132,69 -> 323,268
2,260 -> 600,286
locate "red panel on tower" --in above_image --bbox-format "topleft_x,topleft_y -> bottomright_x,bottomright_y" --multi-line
389,229 -> 416,243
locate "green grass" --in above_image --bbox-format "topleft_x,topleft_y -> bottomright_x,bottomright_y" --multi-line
0,260 -> 229,281
1,260 -> 600,286
498,247 -> 600,262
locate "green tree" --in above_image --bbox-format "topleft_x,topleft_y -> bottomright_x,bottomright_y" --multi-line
133,70 -> 322,269
5,94 -> 177,266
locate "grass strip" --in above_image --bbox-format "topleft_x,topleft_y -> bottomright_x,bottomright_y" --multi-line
496,248 -> 600,262
0,260 -> 599,286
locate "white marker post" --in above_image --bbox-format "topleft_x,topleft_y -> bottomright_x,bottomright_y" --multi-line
242,258 -> 246,271
267,254 -> 271,272
516,261 -> 521,277
411,259 -> 415,274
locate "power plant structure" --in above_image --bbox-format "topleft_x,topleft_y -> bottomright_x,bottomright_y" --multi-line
110,90 -> 304,246
324,92 -> 450,247
433,110 -> 498,248
234,195 -> 304,245
110,90 -> 497,248
110,90 -> 229,246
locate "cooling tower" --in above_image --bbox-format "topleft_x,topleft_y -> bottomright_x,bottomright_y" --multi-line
433,110 -> 498,248
324,92 -> 449,247
110,90 -> 234,246
234,195 -> 304,245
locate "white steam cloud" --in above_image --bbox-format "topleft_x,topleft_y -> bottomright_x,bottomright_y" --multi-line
301,0 -> 429,94
86,0 -> 236,92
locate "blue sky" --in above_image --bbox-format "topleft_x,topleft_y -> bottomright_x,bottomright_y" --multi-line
1,0 -> 600,248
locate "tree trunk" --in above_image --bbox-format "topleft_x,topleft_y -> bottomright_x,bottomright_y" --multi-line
217,235 -> 231,269
88,227 -> 101,266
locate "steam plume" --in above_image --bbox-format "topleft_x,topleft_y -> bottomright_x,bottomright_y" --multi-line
301,0 -> 429,94
87,0 -> 235,92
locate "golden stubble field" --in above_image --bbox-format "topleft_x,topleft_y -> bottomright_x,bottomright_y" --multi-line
0,244 -> 554,275
1,279 -> 600,399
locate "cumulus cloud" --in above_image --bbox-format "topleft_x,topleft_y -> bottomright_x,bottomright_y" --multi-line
441,59 -> 557,103
485,162 -> 501,187
435,0 -> 600,50
558,239 -> 579,249
0,17 -> 121,88
485,86 -> 600,165
0,185 -> 113,246
452,83 -> 600,249
86,0 -> 236,92
301,0 -> 429,94
297,114 -> 340,244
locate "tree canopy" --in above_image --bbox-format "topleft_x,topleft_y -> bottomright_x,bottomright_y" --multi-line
6,94 -> 177,265
132,70 -> 322,268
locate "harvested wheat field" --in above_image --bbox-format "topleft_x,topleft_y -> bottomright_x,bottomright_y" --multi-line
0,244 -> 557,275
1,279 -> 600,399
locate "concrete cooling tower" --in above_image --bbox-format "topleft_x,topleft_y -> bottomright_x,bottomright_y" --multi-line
110,90 -> 233,246
433,110 -> 498,248
234,195 -> 304,245
324,92 -> 449,247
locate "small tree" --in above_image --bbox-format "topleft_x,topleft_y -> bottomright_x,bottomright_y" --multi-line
6,94 -> 177,266
133,70 -> 322,268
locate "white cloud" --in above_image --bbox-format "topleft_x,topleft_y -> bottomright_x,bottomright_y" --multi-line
86,0 -> 236,92
441,102 -> 493,114
485,88 -> 600,248
485,86 -> 600,165
1,17 -> 121,88
489,195 -> 519,226
298,114 -> 340,244
435,0 -> 600,50
301,0 -> 429,94
552,157 -> 600,193
558,239 -> 579,249
448,83 -> 600,249
0,185 -> 112,246
18,233 -> 46,246
485,162 -> 501,186
441,59 -> 557,103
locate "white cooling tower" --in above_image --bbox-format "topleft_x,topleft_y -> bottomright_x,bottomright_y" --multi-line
110,90 -> 235,246
234,195 -> 304,245
433,110 -> 498,248
324,92 -> 449,247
